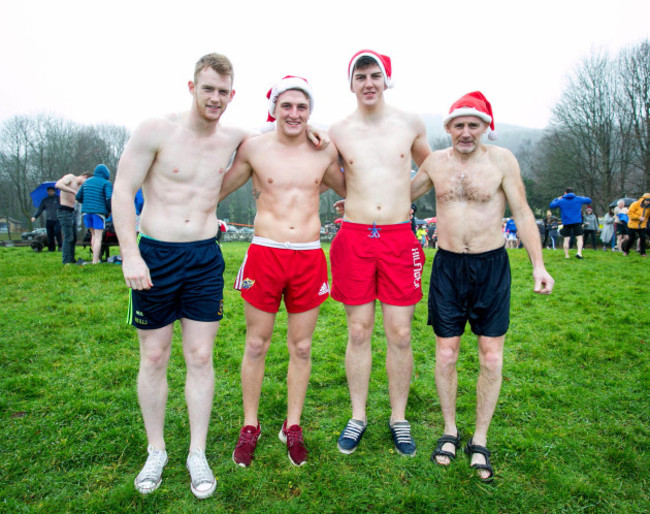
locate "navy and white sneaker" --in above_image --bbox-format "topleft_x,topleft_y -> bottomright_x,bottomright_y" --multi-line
337,419 -> 367,454
389,420 -> 416,457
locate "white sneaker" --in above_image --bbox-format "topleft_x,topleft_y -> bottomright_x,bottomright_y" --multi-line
186,448 -> 217,499
134,445 -> 168,494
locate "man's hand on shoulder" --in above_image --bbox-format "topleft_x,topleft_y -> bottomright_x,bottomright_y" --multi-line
307,125 -> 330,149
333,199 -> 345,216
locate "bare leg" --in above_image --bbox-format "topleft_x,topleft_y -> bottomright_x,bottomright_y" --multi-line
576,235 -> 584,257
433,335 -> 461,465
381,303 -> 416,422
471,334 -> 505,479
286,307 -> 320,426
180,318 -> 219,452
137,325 -> 174,450
91,228 -> 104,263
563,234 -> 570,258
241,302 -> 275,426
89,228 -> 96,261
344,302 -> 375,422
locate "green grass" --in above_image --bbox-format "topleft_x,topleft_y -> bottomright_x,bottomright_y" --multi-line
1,244 -> 648,512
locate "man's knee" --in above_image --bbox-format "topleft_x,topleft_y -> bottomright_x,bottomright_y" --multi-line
184,341 -> 214,369
385,324 -> 412,349
244,337 -> 271,360
436,340 -> 460,366
289,338 -> 312,361
478,346 -> 503,375
347,321 -> 373,347
141,346 -> 171,371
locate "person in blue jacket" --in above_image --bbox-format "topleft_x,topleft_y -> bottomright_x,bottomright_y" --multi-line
76,164 -> 113,263
504,218 -> 518,249
549,188 -> 592,259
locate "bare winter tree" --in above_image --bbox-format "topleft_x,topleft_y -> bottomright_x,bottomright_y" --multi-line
618,39 -> 650,192
0,116 -> 41,219
538,51 -> 631,212
0,114 -> 130,222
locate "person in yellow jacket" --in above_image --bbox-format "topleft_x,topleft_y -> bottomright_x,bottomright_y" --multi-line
623,193 -> 650,256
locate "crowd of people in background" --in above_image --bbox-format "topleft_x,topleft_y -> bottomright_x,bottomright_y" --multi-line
489,190 -> 650,258
30,171 -> 649,262
31,177 -> 649,263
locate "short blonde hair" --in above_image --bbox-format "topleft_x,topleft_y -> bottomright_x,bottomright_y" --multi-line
194,53 -> 234,84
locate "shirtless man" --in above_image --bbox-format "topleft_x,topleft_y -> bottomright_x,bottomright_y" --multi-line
112,53 -> 245,499
220,76 -> 345,468
329,50 -> 431,457
113,54 -> 327,499
411,91 -> 554,481
55,172 -> 89,264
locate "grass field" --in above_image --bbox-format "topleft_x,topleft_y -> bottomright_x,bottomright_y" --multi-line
1,243 -> 648,513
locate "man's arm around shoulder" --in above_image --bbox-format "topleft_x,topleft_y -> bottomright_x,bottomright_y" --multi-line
219,137 -> 256,202
410,113 -> 432,167
321,144 -> 346,198
411,152 -> 440,201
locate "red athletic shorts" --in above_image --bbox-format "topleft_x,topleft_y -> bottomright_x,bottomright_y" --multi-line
234,239 -> 330,314
330,221 -> 425,306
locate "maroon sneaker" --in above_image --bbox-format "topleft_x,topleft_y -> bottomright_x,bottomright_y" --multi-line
278,420 -> 308,467
232,423 -> 261,467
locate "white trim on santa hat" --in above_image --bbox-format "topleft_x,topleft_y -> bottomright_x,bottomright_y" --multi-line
267,76 -> 314,123
443,107 -> 492,127
347,50 -> 393,89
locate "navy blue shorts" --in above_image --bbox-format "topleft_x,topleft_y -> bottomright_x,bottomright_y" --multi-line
427,247 -> 510,338
560,223 -> 584,237
127,235 -> 225,329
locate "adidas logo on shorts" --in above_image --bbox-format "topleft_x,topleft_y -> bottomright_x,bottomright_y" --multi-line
318,282 -> 330,296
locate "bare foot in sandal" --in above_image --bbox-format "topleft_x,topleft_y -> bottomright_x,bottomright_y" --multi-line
431,431 -> 461,466
465,438 -> 494,482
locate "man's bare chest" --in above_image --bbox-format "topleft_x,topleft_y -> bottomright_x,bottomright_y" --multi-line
435,169 -> 500,204
154,140 -> 235,183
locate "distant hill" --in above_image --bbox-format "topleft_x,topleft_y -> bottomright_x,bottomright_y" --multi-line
422,113 -> 545,156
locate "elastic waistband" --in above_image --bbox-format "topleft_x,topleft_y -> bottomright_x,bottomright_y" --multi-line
339,220 -> 411,232
252,236 -> 321,250
58,206 -> 75,212
437,246 -> 507,260
138,233 -> 218,248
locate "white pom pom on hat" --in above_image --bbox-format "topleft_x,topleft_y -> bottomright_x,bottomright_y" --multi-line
266,75 -> 314,123
443,91 -> 498,140
347,49 -> 394,89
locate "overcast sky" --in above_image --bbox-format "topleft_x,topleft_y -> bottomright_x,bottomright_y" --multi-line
1,0 -> 648,133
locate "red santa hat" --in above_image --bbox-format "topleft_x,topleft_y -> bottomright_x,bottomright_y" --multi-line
347,49 -> 393,89
266,75 -> 314,123
443,91 -> 497,140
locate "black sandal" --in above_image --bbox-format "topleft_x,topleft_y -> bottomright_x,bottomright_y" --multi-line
465,438 -> 494,482
430,431 -> 462,466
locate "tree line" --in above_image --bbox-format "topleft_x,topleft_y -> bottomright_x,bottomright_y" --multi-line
2,40 -> 648,229
0,114 -> 128,224
527,39 -> 650,215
